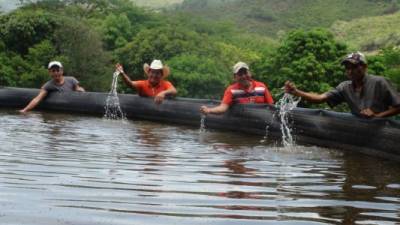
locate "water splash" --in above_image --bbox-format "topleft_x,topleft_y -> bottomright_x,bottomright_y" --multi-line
199,114 -> 206,133
275,93 -> 300,147
104,71 -> 125,120
260,125 -> 269,143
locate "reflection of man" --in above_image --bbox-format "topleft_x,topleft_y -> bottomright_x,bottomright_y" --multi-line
284,52 -> 400,118
335,153 -> 400,224
19,61 -> 85,113
218,159 -> 260,201
224,159 -> 256,174
200,62 -> 274,115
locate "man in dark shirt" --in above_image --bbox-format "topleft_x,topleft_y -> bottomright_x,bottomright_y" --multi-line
284,52 -> 400,118
19,61 -> 85,113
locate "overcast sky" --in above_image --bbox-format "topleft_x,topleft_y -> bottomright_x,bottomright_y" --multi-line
0,0 -> 19,12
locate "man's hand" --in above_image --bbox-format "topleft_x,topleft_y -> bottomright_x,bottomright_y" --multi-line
284,81 -> 298,95
200,106 -> 211,115
75,85 -> 85,92
154,92 -> 165,104
360,108 -> 376,118
115,63 -> 124,74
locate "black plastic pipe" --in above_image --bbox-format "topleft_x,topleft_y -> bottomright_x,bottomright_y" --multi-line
1,87 -> 399,161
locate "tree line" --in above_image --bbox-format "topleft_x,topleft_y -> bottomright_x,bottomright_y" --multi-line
0,0 -> 399,109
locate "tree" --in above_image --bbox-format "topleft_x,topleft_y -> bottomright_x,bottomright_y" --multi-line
383,0 -> 399,14
0,52 -> 18,87
101,13 -> 133,50
255,29 -> 348,99
115,25 -> 214,80
167,54 -> 230,99
54,19 -> 112,91
20,40 -> 58,87
368,47 -> 400,90
0,10 -> 60,55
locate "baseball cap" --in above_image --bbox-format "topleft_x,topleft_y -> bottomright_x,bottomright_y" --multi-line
341,52 -> 367,65
233,62 -> 249,74
48,61 -> 63,69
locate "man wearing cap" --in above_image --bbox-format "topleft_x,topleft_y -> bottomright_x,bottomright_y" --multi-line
19,61 -> 85,113
116,59 -> 177,104
284,52 -> 400,118
200,61 -> 274,114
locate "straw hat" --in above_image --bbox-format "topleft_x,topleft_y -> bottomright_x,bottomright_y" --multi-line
143,59 -> 170,78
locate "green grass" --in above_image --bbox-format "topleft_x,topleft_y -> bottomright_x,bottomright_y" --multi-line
331,12 -> 400,51
173,0 -> 396,37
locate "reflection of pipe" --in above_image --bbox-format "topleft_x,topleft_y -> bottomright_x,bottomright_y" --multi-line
1,87 -> 400,161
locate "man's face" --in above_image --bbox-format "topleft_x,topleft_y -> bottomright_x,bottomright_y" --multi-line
234,68 -> 251,86
49,67 -> 64,81
344,63 -> 366,81
148,69 -> 163,86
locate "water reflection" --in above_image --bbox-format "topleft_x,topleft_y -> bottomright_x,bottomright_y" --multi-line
0,110 -> 399,225
224,159 -> 257,175
136,123 -> 165,147
338,152 -> 400,224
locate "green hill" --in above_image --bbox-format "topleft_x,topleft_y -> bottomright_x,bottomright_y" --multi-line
331,12 -> 400,51
173,0 -> 398,37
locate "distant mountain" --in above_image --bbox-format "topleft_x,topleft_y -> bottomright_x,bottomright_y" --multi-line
173,0 -> 399,37
0,0 -> 183,12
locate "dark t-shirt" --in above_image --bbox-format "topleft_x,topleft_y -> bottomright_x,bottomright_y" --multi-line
326,74 -> 400,115
42,76 -> 79,92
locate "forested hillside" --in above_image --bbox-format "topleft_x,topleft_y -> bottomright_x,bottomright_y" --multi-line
331,12 -> 400,51
0,0 -> 276,98
175,0 -> 399,37
1,0 -> 399,111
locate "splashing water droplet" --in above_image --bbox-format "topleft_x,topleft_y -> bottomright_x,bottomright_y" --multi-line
260,125 -> 270,143
199,114 -> 206,133
104,71 -> 126,120
275,93 -> 300,147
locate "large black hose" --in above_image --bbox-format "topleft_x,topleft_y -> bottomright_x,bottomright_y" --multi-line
1,87 -> 399,161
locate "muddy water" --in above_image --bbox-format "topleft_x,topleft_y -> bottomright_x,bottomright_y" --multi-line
0,110 -> 399,225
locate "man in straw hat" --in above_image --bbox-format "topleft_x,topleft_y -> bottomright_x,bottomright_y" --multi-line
19,60 -> 85,113
284,51 -> 400,118
116,59 -> 177,104
200,61 -> 274,115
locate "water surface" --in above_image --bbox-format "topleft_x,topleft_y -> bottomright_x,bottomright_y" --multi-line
0,109 -> 399,225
